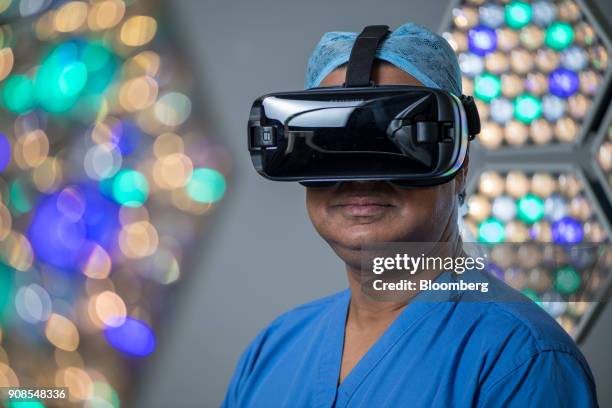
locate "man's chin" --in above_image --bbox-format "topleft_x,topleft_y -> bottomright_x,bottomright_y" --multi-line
338,222 -> 400,242
328,230 -> 394,256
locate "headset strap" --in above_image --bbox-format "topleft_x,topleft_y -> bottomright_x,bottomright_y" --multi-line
345,25 -> 480,138
460,95 -> 481,139
344,25 -> 390,87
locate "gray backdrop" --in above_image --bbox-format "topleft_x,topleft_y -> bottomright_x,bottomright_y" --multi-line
137,1 -> 612,407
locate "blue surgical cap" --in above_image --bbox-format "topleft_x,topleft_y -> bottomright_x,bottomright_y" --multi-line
305,23 -> 462,96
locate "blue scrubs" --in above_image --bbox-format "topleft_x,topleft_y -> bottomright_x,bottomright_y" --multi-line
222,270 -> 597,407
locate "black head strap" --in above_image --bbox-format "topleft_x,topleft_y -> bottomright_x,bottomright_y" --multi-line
344,25 -> 390,88
345,25 -> 480,139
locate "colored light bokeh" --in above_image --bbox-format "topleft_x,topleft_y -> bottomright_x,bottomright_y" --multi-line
444,0 -> 609,148
187,168 -> 226,204
0,0 -> 231,407
110,169 -> 149,208
465,171 -> 606,244
103,317 -> 156,357
505,1 -> 532,30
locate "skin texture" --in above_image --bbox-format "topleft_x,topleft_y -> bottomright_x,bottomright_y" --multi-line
306,61 -> 469,383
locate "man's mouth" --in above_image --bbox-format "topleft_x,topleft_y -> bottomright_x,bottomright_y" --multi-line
332,196 -> 394,217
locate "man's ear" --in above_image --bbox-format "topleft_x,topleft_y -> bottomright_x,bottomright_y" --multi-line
455,152 -> 469,197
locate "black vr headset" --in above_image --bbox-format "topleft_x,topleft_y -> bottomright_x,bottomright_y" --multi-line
248,25 -> 480,187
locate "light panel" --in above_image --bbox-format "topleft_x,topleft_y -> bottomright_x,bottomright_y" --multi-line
0,0 -> 231,406
463,168 -> 611,336
444,0 -> 609,149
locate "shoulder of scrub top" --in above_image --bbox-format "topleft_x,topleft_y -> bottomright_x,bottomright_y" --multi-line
447,268 -> 594,388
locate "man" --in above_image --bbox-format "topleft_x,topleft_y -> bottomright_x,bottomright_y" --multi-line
223,23 -> 597,407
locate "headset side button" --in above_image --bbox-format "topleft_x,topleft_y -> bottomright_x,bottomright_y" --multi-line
253,126 -> 276,147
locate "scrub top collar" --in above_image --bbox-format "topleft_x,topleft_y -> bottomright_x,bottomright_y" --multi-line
316,271 -> 462,408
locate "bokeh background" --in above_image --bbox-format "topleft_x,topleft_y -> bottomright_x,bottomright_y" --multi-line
0,0 -> 610,407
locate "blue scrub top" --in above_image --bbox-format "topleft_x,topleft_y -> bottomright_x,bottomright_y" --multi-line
222,270 -> 597,407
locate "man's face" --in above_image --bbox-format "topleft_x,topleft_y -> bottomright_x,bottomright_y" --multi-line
306,62 -> 468,267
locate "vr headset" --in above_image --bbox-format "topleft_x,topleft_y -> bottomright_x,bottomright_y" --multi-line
247,25 -> 480,187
